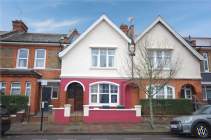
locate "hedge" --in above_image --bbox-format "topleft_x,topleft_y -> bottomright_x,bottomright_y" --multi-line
140,99 -> 193,115
0,95 -> 28,114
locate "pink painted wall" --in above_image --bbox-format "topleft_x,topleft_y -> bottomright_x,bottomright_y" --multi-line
52,109 -> 71,124
84,110 -> 142,123
60,78 -> 132,108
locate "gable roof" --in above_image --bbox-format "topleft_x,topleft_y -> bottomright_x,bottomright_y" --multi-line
135,16 -> 204,61
59,15 -> 131,57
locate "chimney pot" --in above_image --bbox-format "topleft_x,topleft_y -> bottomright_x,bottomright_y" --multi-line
120,24 -> 128,34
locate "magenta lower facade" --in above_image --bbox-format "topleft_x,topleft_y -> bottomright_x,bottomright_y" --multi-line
83,109 -> 142,123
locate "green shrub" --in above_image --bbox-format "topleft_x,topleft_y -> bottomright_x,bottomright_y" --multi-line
140,99 -> 193,115
0,95 -> 28,114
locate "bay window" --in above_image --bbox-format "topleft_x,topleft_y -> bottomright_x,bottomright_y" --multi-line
148,85 -> 175,99
17,48 -> 29,68
91,48 -> 115,68
90,82 -> 119,106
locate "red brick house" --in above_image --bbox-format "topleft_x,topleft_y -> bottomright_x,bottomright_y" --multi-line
0,20 -> 79,114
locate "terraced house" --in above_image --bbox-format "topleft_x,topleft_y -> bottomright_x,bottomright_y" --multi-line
0,15 -> 207,123
0,20 -> 79,114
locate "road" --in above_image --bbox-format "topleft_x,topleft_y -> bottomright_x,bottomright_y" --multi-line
1,134 -> 204,140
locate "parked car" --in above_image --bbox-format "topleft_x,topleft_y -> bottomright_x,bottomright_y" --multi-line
0,105 -> 11,135
170,105 -> 211,138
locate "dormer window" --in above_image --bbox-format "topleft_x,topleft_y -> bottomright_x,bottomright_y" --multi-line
16,48 -> 29,68
91,48 -> 115,68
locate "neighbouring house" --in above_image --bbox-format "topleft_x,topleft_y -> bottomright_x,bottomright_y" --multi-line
0,20 -> 79,114
186,37 -> 211,103
57,15 -> 203,123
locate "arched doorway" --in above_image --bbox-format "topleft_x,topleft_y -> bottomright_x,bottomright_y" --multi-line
181,84 -> 196,99
66,82 -> 84,111
125,83 -> 139,108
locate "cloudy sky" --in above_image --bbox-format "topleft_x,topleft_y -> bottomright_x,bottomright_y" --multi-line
1,0 -> 211,37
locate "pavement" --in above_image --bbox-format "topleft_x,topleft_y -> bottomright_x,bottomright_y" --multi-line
1,134 -> 201,140
6,121 -> 170,135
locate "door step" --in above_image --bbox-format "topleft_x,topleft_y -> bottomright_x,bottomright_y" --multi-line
71,111 -> 83,122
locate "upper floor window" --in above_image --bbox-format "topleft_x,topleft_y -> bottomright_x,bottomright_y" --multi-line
0,82 -> 6,94
11,82 -> 21,95
90,82 -> 119,106
148,85 -> 175,99
148,50 -> 172,69
17,48 -> 29,68
202,53 -> 209,72
91,48 -> 115,68
34,49 -> 46,69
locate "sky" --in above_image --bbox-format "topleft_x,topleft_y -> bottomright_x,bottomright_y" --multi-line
0,0 -> 211,37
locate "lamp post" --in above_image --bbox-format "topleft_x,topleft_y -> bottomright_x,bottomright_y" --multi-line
128,41 -> 136,80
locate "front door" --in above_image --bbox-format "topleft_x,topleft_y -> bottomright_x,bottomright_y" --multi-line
74,87 -> 83,110
42,87 -> 52,111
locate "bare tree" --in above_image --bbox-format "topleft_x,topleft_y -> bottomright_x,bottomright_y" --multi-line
127,38 -> 180,129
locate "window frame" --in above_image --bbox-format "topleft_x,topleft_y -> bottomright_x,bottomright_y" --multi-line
89,81 -> 119,106
91,48 -> 116,69
148,49 -> 172,70
25,82 -> 31,96
202,52 -> 209,72
51,86 -> 59,99
16,48 -> 29,69
10,82 -> 21,95
34,49 -> 46,69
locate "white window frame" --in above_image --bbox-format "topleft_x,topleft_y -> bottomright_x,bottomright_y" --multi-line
146,85 -> 175,99
89,81 -> 119,106
183,87 -> 192,100
202,53 -> 209,72
149,49 -> 172,70
25,82 -> 31,96
51,86 -> 59,99
91,48 -> 116,68
0,82 -> 6,94
34,49 -> 46,69
10,82 -> 21,95
16,48 -> 29,69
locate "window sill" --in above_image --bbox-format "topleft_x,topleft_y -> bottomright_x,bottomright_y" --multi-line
90,67 -> 117,70
16,67 -> 28,69
33,67 -> 45,70
88,104 -> 119,107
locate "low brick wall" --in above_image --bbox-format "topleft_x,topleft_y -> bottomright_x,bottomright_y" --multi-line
52,108 -> 71,124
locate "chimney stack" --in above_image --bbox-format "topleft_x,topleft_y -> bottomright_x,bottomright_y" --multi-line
191,40 -> 196,46
120,24 -> 128,34
12,20 -> 28,32
128,25 -> 134,39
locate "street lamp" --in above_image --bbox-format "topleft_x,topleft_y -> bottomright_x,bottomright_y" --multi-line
128,40 -> 136,79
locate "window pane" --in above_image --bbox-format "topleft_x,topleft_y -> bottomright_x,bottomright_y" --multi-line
35,59 -> 44,67
18,59 -> 27,67
100,49 -> 107,67
167,86 -> 173,99
91,94 -> 97,103
92,48 -> 99,55
108,56 -> 114,67
25,82 -> 31,96
0,82 -> 6,94
156,86 -> 165,99
157,51 -> 163,68
110,85 -> 117,93
36,49 -> 45,58
111,95 -> 117,103
11,83 -> 21,95
92,55 -> 98,66
91,84 -> 98,93
52,87 -> 58,98
19,49 -> 28,58
108,49 -> 115,55
100,94 -> 109,103
99,84 -> 109,93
